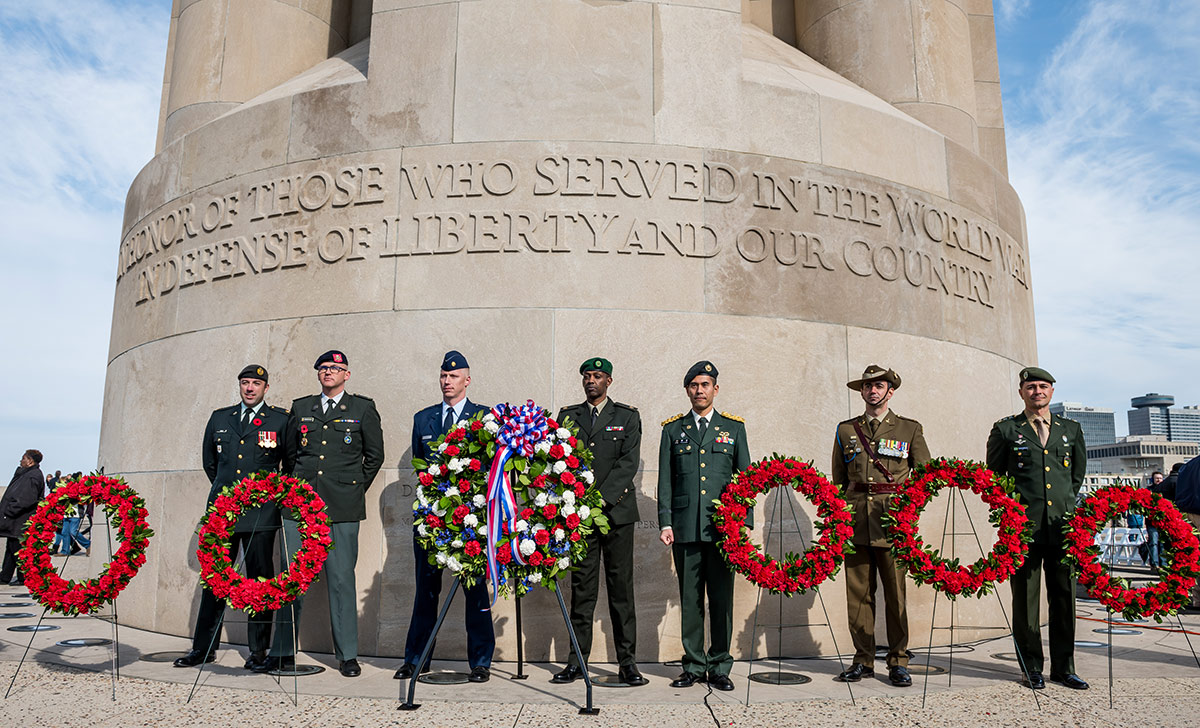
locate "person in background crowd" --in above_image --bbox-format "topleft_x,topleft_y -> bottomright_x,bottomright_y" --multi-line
1168,460 -> 1198,609
0,450 -> 45,586
1144,471 -> 1165,569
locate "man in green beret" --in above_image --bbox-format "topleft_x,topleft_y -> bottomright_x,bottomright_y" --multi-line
658,360 -> 750,691
552,358 -> 647,686
987,366 -> 1088,690
830,365 -> 930,687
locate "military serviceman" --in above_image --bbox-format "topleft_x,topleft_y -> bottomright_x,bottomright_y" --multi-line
259,350 -> 384,678
658,361 -> 749,691
986,367 -> 1088,690
396,351 -> 494,683
176,364 -> 292,670
551,358 -> 647,687
831,365 -> 930,687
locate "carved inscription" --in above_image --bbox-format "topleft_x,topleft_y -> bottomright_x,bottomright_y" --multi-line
119,152 -> 1029,311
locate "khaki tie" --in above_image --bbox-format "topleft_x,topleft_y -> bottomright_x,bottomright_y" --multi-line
1034,417 -> 1048,447
867,418 -> 879,438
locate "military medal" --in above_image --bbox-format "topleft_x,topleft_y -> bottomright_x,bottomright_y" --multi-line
258,431 -> 277,449
216,444 -> 222,453
345,433 -> 353,444
300,425 -> 308,448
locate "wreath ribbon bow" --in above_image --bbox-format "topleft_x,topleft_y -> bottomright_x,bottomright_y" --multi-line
485,401 -> 549,603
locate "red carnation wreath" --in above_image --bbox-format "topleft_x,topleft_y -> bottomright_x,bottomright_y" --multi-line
884,458 -> 1030,599
196,472 -> 332,615
1065,484 -> 1200,622
713,455 -> 855,596
19,474 -> 153,616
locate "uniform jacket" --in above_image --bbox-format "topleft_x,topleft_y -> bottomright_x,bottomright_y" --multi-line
286,393 -> 385,522
412,399 -> 489,465
557,400 -> 642,526
202,402 -> 293,532
831,411 -> 931,547
986,411 -> 1086,543
0,465 -> 44,540
657,411 -> 750,543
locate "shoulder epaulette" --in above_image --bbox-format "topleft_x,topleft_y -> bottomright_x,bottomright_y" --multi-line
995,414 -> 1019,424
661,412 -> 686,426
720,411 -> 745,423
351,393 -> 374,402
614,401 -> 638,412
268,404 -> 289,415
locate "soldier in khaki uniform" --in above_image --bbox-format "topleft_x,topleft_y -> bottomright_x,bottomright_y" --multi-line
986,366 -> 1088,691
830,365 -> 930,687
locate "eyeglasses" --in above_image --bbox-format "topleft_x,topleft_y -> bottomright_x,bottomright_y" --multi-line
317,365 -> 347,373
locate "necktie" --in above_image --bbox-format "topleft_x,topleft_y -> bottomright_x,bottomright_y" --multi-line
698,416 -> 708,440
868,418 -> 879,438
591,406 -> 599,427
242,408 -> 252,428
443,407 -> 455,433
1034,417 -> 1048,447
325,399 -> 334,414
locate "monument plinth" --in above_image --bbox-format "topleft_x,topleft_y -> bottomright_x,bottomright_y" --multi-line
102,0 -> 1034,662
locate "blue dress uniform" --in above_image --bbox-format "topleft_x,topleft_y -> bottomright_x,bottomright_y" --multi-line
986,366 -> 1086,688
657,361 -> 750,686
177,364 -> 292,669
401,396 -> 494,673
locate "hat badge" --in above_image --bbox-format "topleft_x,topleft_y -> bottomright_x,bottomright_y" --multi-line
256,367 -> 264,376
595,359 -> 602,367
333,353 -> 343,363
451,360 -> 457,367
704,364 -> 712,372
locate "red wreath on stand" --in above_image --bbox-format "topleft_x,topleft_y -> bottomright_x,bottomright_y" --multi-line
884,458 -> 1031,599
713,455 -> 855,595
1065,484 -> 1200,622
19,474 -> 153,616
196,472 -> 332,615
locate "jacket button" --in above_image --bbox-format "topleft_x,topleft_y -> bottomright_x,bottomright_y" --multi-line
318,470 -> 323,475
868,477 -> 874,482
1043,449 -> 1048,454
322,441 -> 327,445
1047,500 -> 1053,506
700,449 -> 706,454
701,463 -> 706,468
319,455 -> 325,460
236,470 -> 241,474
1044,466 -> 1050,472
240,440 -> 245,445
324,425 -> 329,430
590,442 -> 595,447
701,476 -> 707,482
868,496 -> 874,501
701,489 -> 707,495
238,454 -> 243,459
1046,484 -> 1052,489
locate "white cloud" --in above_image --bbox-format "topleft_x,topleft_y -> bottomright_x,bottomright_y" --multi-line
0,1 -> 169,472
995,0 -> 1032,26
1007,0 -> 1200,434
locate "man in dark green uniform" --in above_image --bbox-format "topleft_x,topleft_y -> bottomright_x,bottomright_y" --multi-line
260,350 -> 384,678
551,357 -> 647,687
986,366 -> 1088,691
658,361 -> 749,691
830,365 -> 930,687
176,364 -> 292,670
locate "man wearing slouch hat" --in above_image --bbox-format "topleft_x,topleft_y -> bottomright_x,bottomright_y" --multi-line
831,365 -> 930,688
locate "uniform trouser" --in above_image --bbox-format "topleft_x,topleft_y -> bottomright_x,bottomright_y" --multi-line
191,529 -> 276,655
1011,539 -> 1075,675
403,530 -> 495,669
270,520 -> 360,662
844,545 -> 909,667
672,541 -> 734,677
567,521 -> 638,668
0,538 -> 22,583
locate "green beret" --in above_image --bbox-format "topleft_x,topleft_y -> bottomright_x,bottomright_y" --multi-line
1019,366 -> 1055,384
238,364 -> 268,383
580,357 -> 613,376
847,364 -> 900,390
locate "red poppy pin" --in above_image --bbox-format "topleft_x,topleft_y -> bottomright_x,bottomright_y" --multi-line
301,425 -> 308,434
252,418 -> 262,427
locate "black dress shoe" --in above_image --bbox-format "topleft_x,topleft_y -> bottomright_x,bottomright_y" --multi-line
173,649 -> 215,668
707,673 -> 734,691
253,656 -> 295,673
1050,673 -> 1089,690
618,665 -> 649,687
243,652 -> 268,671
551,665 -> 584,684
468,665 -> 490,683
888,666 -> 912,687
834,663 -> 874,682
670,671 -> 701,688
1024,671 -> 1045,689
339,659 -> 361,677
392,662 -> 432,679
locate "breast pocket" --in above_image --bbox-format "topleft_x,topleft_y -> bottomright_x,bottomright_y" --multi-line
339,421 -> 363,451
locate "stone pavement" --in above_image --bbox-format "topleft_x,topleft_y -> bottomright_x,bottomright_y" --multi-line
3,580 -> 1200,727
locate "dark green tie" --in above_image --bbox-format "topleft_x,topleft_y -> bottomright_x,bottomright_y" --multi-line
591,406 -> 599,427
698,416 -> 708,440
242,408 -> 253,428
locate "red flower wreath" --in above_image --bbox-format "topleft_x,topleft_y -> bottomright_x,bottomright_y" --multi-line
1065,484 -> 1200,622
19,474 -> 153,616
884,458 -> 1030,599
196,472 -> 332,616
713,456 -> 855,596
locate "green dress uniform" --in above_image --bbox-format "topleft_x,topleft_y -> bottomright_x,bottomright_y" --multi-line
986,410 -> 1085,677
557,398 -> 642,669
831,410 -> 930,670
269,391 -> 384,663
657,409 -> 750,679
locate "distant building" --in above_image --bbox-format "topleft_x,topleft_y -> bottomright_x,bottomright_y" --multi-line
1128,393 -> 1200,442
1050,402 -> 1115,447
1086,435 -> 1199,477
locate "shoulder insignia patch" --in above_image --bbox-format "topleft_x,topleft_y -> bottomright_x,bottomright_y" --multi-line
661,412 -> 686,426
615,401 -> 638,411
720,411 -> 745,423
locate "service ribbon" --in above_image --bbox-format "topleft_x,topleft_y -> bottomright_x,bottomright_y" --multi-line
485,400 -> 548,603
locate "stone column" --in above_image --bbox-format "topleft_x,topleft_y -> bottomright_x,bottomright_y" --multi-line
162,0 -> 356,145
795,0 -> 980,152
967,1 -> 1009,174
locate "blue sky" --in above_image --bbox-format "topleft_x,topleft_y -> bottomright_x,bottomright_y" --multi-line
1,1 -> 1198,472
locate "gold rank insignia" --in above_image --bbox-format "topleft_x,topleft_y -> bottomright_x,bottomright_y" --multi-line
719,411 -> 744,423
661,412 -> 686,426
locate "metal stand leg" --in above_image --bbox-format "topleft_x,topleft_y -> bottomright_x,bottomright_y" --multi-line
399,576 -> 461,711
554,581 -> 598,715
511,595 -> 528,680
